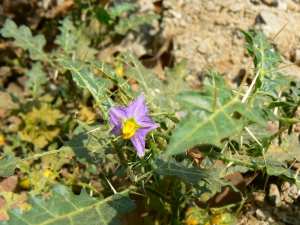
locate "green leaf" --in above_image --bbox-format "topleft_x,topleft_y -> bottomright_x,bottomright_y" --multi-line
154,158 -> 229,200
54,18 -> 77,54
221,154 -> 300,188
266,134 -> 300,163
114,13 -> 159,35
122,53 -> 171,108
109,3 -> 137,19
95,7 -> 111,24
243,31 -> 281,71
25,62 -> 47,97
59,59 -> 108,105
0,152 -> 17,177
4,185 -> 135,225
55,18 -> 97,60
64,126 -> 110,164
0,19 -> 46,61
166,98 -> 243,156
165,73 -> 267,156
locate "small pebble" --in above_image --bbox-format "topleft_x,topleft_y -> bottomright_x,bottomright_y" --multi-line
253,191 -> 265,206
269,184 -> 281,207
292,49 -> 300,66
262,0 -> 278,6
255,209 -> 266,220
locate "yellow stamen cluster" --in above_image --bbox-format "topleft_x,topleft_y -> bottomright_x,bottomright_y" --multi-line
122,118 -> 140,139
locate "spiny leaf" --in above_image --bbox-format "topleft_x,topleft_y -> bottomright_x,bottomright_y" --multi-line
266,134 -> 300,163
19,104 -> 63,149
64,130 -> 109,164
221,154 -> 300,187
0,152 -> 17,177
59,59 -> 108,105
243,31 -> 281,71
243,31 -> 287,98
114,13 -> 159,35
167,98 -> 244,156
109,3 -> 137,19
123,52 -> 180,110
55,18 -> 97,60
25,63 -> 47,97
165,73 -> 267,156
3,185 -> 135,225
54,18 -> 77,54
154,158 -> 228,200
0,19 -> 46,61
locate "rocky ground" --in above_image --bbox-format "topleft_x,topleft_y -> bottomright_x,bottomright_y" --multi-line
161,0 -> 300,82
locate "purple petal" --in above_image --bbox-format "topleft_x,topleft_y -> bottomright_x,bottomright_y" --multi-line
130,126 -> 157,157
109,106 -> 127,127
127,95 -> 148,120
130,132 -> 146,158
111,125 -> 121,135
109,106 -> 127,135
137,115 -> 159,130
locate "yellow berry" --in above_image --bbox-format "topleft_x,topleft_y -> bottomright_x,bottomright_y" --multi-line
0,134 -> 5,145
115,65 -> 124,77
19,178 -> 31,189
185,217 -> 198,225
43,169 -> 53,178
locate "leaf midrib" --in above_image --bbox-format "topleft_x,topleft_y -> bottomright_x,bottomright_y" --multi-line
168,98 -> 238,152
13,190 -> 129,225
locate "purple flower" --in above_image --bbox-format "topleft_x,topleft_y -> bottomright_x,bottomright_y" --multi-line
109,95 -> 158,157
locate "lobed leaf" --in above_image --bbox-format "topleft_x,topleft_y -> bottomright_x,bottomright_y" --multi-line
109,3 -> 137,19
165,72 -> 268,156
25,62 -> 48,97
54,18 -> 78,54
0,19 -> 46,61
154,158 -> 229,200
0,153 -> 17,177
59,59 -> 108,105
114,13 -> 159,35
3,185 -> 135,225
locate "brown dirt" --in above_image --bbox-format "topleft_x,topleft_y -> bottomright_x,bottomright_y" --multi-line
161,0 -> 300,83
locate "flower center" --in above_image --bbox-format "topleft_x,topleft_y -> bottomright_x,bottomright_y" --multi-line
122,118 -> 140,139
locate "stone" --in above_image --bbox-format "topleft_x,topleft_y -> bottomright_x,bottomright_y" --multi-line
269,184 -> 281,207
289,184 -> 299,199
292,48 -> 300,66
278,0 -> 288,10
257,10 -> 287,36
255,209 -> 266,220
250,0 -> 261,5
262,0 -> 278,6
253,191 -> 266,206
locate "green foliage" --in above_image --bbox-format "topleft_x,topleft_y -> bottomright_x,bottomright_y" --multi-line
185,207 -> 236,225
243,31 -> 281,71
59,59 -> 108,102
154,158 -> 228,199
0,151 -> 17,177
64,125 -> 111,164
165,73 -> 266,156
114,13 -> 159,35
108,3 -> 137,20
55,18 -> 96,60
123,52 -> 187,110
0,19 -> 46,61
3,185 -> 134,225
19,104 -> 63,149
25,63 -> 48,98
54,18 -> 78,54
